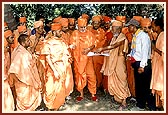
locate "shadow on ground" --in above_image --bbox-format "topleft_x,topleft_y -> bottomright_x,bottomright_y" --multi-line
36,87 -> 164,112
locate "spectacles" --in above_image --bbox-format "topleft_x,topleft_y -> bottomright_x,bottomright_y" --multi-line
20,22 -> 26,25
147,26 -> 151,29
79,26 -> 86,28
143,26 -> 151,29
37,26 -> 44,30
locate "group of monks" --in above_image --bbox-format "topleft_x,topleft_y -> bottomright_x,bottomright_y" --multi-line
3,13 -> 164,112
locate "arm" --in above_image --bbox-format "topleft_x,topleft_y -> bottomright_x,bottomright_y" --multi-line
31,35 -> 41,54
103,40 -> 124,51
138,35 -> 151,73
152,42 -> 162,56
82,45 -> 95,55
140,36 -> 150,68
95,40 -> 124,53
8,73 -> 17,110
8,73 -> 15,87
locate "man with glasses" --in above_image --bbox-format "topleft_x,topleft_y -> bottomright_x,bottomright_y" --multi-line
91,15 -> 105,91
31,14 -> 46,35
70,17 -> 98,102
68,18 -> 76,35
95,20 -> 131,110
126,18 -> 156,111
140,18 -> 152,33
101,16 -> 113,94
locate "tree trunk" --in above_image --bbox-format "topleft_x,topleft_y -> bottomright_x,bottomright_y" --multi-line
4,4 -> 17,31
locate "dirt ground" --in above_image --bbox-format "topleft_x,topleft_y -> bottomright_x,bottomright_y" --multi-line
36,87 -> 164,112
58,88 -> 143,112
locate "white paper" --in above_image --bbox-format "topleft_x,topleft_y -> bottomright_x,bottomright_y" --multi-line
87,52 -> 110,56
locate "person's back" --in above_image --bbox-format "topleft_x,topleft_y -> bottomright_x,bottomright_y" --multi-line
41,23 -> 72,110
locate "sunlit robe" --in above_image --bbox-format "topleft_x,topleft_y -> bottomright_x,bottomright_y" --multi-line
101,33 -> 131,102
91,27 -> 105,88
70,30 -> 97,94
4,48 -> 14,112
42,36 -> 71,110
8,45 -> 42,111
150,32 -> 164,108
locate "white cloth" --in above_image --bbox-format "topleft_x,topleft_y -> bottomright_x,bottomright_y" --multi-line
87,51 -> 110,56
129,30 -> 151,68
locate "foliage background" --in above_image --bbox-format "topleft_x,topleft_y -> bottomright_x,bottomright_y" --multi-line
5,3 -> 164,29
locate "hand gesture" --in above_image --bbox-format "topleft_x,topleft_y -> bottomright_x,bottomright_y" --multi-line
68,57 -> 73,64
82,48 -> 90,55
94,48 -> 103,54
138,67 -> 144,74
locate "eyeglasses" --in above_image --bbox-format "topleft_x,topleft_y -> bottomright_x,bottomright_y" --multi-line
79,26 -> 86,29
147,26 -> 152,29
37,26 -> 44,30
142,26 -> 152,29
20,22 -> 26,25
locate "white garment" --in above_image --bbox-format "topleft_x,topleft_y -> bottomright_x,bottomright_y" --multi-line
129,30 -> 151,68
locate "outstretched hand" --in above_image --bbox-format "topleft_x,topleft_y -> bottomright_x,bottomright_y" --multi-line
138,67 -> 144,74
94,48 -> 103,54
82,48 -> 90,55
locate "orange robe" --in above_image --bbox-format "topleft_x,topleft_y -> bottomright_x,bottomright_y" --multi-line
67,29 -> 76,87
102,29 -> 113,92
8,45 -> 42,111
13,29 -> 20,49
70,30 -> 97,94
61,32 -> 74,97
68,29 -> 75,37
42,36 -> 71,110
104,29 -> 113,46
3,50 -> 14,112
29,35 -> 46,96
91,27 -> 105,88
60,32 -> 74,97
101,33 -> 131,102
62,32 -> 71,45
122,27 -> 135,97
150,32 -> 164,108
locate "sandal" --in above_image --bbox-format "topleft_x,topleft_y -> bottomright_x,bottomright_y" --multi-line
92,96 -> 98,101
76,96 -> 83,102
118,105 -> 127,111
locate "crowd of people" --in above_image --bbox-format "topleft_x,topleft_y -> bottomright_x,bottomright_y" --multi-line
3,11 -> 165,112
